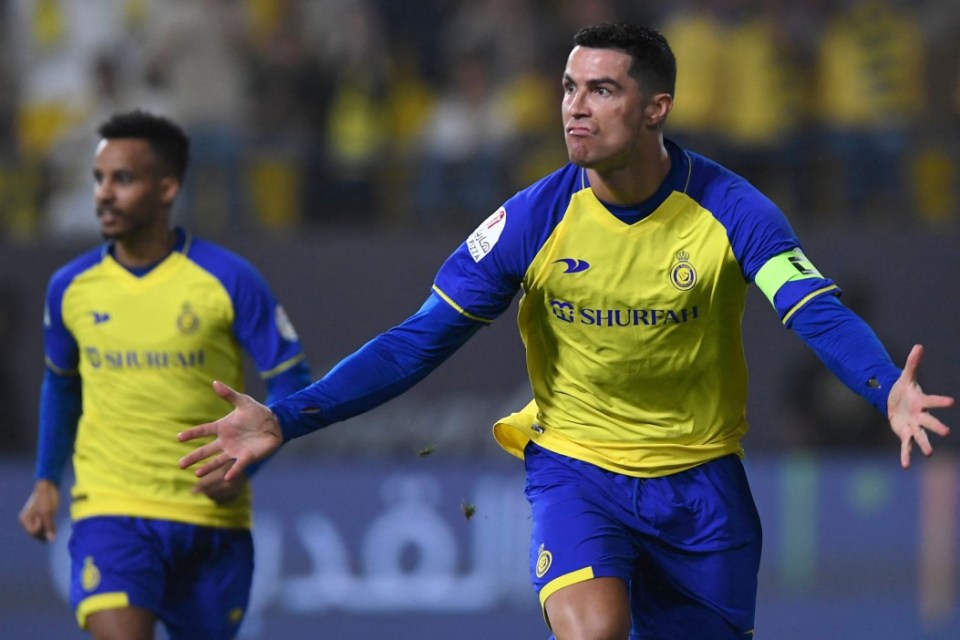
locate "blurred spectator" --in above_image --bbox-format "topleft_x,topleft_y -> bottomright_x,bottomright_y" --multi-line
906,0 -> 960,227
495,49 -> 567,190
411,53 -> 515,230
814,0 -> 926,226
302,0 -> 390,226
245,0 -> 335,230
1,0 -> 958,238
658,0 -> 726,158
142,0 -> 253,231
377,42 -> 439,225
376,0 -> 446,83
711,0 -> 809,216
7,0 -> 136,240
440,0 -> 545,84
43,53 -> 126,239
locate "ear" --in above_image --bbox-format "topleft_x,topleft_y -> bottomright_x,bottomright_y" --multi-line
159,176 -> 180,207
644,92 -> 673,128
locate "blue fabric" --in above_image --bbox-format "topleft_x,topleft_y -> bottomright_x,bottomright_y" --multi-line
524,443 -> 760,638
272,292 -> 482,441
264,360 -> 312,405
68,516 -> 253,639
35,370 -> 82,485
789,293 -> 900,413
244,361 -> 313,477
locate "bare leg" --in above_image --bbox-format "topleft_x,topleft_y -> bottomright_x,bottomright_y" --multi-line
545,576 -> 631,640
87,605 -> 155,640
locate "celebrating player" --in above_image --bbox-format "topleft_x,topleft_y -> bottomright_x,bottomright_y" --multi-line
178,23 -> 952,639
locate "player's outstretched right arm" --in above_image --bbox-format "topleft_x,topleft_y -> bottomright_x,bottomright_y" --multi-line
178,380 -> 283,482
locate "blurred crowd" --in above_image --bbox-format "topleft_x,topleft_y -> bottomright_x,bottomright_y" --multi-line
0,0 -> 959,243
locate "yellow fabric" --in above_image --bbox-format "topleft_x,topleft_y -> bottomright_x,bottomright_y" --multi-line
62,252 -> 251,528
494,189 -> 747,478
754,249 -> 824,304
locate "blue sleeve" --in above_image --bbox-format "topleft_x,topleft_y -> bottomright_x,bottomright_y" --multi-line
789,293 -> 901,414
188,238 -> 309,378
264,360 -> 312,404
35,370 -> 82,485
241,360 -> 313,478
270,292 -> 483,441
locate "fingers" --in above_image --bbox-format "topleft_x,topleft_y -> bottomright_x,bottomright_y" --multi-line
901,344 -> 924,381
194,452 -> 236,478
19,512 -> 55,542
222,457 -> 248,482
900,436 -> 912,469
920,413 -> 951,438
40,518 -> 56,542
900,422 -> 944,469
212,379 -> 240,404
177,421 -> 218,445
923,394 -> 956,412
178,439 -> 222,470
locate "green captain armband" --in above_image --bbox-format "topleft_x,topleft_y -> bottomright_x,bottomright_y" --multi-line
754,249 -> 824,305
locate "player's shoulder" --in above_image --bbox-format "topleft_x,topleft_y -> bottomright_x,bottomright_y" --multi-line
509,163 -> 583,212
681,145 -> 773,214
48,245 -> 106,291
182,233 -> 262,277
181,232 -> 271,295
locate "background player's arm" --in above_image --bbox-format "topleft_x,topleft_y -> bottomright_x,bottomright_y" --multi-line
19,370 -> 81,542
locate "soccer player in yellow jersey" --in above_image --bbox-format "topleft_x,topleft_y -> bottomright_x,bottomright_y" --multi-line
178,24 -> 953,640
18,110 -> 311,640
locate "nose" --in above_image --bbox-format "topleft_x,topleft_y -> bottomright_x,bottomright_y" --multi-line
565,88 -> 588,116
94,179 -> 112,203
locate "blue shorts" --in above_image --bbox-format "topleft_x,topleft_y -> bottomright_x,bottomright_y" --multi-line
524,443 -> 761,639
68,516 -> 253,640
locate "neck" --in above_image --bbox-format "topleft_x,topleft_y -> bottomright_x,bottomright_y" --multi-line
114,228 -> 177,269
586,139 -> 671,205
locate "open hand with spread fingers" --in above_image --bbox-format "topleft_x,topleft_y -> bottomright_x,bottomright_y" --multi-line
886,344 -> 954,469
178,380 -> 284,482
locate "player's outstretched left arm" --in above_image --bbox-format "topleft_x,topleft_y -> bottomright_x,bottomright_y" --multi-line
178,380 -> 283,482
887,344 -> 954,469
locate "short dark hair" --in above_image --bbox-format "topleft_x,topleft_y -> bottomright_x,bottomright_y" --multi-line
573,23 -> 676,97
97,110 -> 190,181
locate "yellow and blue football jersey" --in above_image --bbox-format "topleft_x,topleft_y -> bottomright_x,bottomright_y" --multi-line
44,229 -> 307,528
434,140 -> 837,477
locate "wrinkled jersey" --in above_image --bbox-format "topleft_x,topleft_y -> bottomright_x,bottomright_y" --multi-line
434,141 -> 836,477
45,231 -> 307,527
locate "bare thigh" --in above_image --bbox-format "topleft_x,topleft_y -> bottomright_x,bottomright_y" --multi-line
545,576 -> 631,640
87,605 -> 155,640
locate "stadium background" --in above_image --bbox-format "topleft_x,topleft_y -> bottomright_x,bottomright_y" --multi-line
1,1 -> 959,638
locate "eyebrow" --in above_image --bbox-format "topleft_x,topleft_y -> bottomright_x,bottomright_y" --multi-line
563,72 -> 623,89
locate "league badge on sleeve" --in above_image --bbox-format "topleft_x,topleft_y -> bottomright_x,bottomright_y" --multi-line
467,207 -> 507,263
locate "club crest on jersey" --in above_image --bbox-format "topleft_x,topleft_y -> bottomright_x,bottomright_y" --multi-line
467,207 -> 506,263
82,556 -> 101,592
535,544 -> 553,578
669,250 -> 697,291
177,302 -> 200,334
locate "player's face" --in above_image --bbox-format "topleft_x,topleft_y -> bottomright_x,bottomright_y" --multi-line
93,138 -> 177,241
562,46 -> 648,171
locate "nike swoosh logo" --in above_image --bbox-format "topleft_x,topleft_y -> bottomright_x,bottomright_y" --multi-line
554,258 -> 590,273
